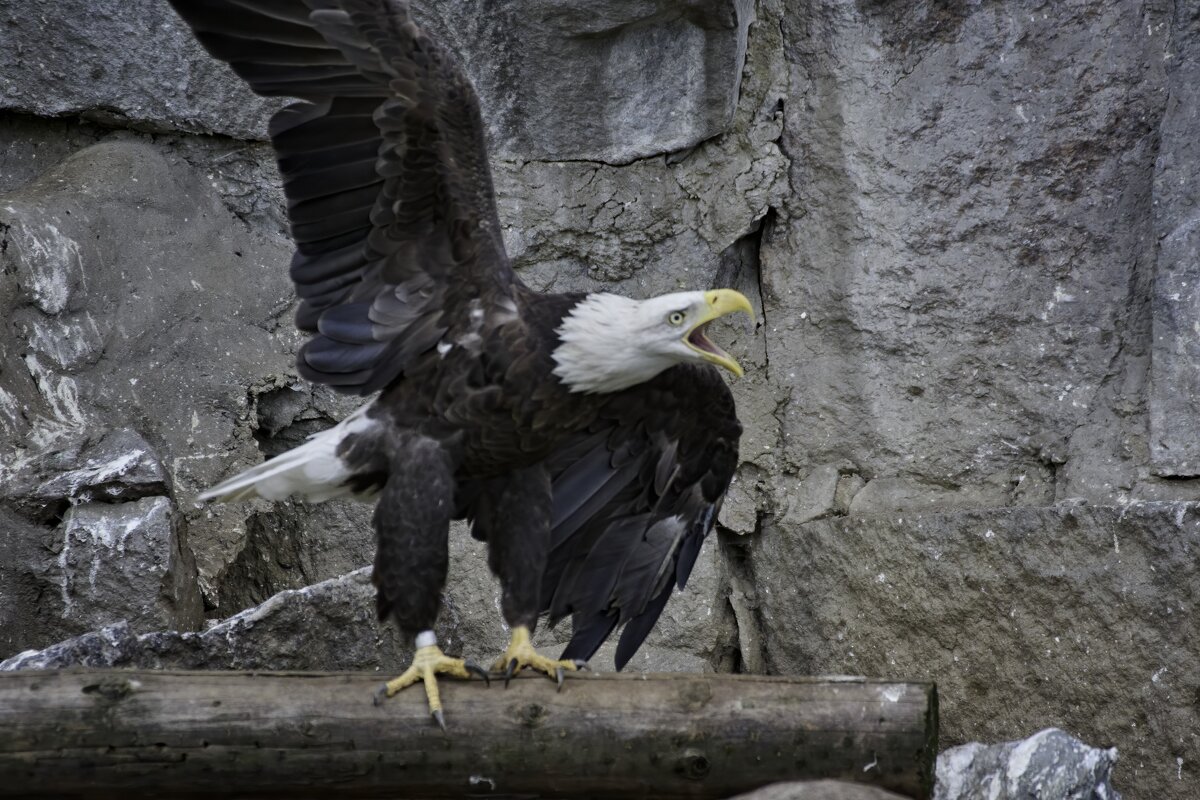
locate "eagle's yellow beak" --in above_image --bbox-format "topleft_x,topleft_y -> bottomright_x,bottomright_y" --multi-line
683,289 -> 756,377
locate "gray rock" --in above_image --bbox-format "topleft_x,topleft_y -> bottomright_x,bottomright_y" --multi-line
0,495 -> 204,655
750,502 -> 1197,800
779,465 -> 841,526
0,116 -> 112,195
0,0 -> 283,140
833,473 -> 866,516
0,568 -> 403,672
719,467 -> 761,534
848,477 -> 1010,516
1,0 -> 753,163
1,556 -> 719,675
0,427 -> 166,521
0,137 -> 298,615
0,508 -> 61,657
0,621 -> 143,671
2,527 -> 729,671
492,110 -> 785,287
46,496 -> 201,635
727,779 -> 911,800
420,0 -> 756,163
935,729 -> 1121,800
764,0 -> 1172,507
1149,5 -> 1200,476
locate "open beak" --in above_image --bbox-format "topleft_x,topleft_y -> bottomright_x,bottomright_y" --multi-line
684,289 -> 756,378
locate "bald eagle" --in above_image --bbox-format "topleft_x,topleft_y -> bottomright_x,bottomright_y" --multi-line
170,0 -> 751,725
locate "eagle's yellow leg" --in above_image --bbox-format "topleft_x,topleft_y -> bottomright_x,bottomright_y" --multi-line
374,640 -> 489,729
492,625 -> 584,690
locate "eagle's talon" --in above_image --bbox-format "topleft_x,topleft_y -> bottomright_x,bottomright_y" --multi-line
465,660 -> 490,686
377,644 -> 478,726
491,625 -> 581,689
503,657 -> 518,688
372,683 -> 389,707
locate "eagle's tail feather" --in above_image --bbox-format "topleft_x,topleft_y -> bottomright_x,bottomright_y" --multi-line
198,403 -> 377,504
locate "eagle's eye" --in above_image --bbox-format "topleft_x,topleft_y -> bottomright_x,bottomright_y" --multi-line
667,311 -> 686,326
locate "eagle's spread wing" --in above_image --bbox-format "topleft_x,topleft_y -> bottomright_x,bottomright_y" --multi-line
540,365 -> 742,669
168,0 -> 513,393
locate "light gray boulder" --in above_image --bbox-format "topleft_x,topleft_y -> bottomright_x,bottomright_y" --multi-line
0,137 -> 299,636
728,779 -> 911,800
935,728 -> 1120,800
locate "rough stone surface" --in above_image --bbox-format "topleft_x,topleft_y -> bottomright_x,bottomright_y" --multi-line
0,0 -> 753,164
1149,3 -> 1200,476
751,503 -> 1197,800
46,497 -> 202,636
2,1 -> 1200,798
0,569 -> 403,672
0,420 -> 202,650
0,427 -> 166,518
0,0 -> 283,140
2,562 -> 722,675
934,728 -> 1121,800
419,0 -> 756,163
0,137 -> 300,623
764,0 -> 1181,508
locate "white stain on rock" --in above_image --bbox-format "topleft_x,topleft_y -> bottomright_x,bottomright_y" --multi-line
22,354 -> 86,448
55,497 -> 174,624
28,312 -> 103,369
0,386 -> 21,432
52,449 -> 146,500
6,216 -> 85,315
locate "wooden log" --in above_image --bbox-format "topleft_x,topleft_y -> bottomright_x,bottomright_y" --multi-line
0,670 -> 937,799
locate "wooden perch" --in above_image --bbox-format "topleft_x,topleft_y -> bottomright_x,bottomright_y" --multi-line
0,669 -> 936,799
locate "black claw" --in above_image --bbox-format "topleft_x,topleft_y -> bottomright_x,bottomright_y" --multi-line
372,683 -> 389,707
504,658 -> 518,688
432,709 -> 446,731
555,666 -> 565,692
465,660 -> 490,687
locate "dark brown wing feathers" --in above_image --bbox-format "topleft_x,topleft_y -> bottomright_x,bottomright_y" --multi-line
542,365 -> 742,669
167,0 -> 513,394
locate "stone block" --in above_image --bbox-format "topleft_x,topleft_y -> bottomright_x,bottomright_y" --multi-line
751,503 -> 1197,800
1,0 -> 754,163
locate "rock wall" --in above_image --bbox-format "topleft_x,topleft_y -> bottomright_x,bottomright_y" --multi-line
1,1 -> 1196,798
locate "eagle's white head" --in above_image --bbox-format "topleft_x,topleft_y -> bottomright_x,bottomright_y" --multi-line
552,289 -> 755,393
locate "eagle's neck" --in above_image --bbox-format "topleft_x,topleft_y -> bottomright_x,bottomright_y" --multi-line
551,293 -> 677,394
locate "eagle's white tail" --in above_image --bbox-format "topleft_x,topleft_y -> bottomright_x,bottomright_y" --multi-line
198,404 -> 378,504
